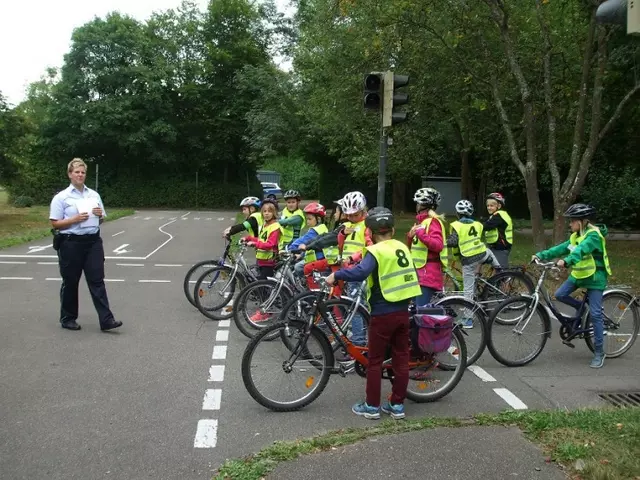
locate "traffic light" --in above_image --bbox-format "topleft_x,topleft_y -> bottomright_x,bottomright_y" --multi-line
382,72 -> 409,127
596,0 -> 640,35
363,73 -> 383,110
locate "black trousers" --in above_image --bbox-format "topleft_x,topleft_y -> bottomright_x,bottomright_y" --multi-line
57,235 -> 115,326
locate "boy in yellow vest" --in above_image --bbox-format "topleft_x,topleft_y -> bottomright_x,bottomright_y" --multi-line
327,207 -> 421,420
223,196 -> 263,239
483,192 -> 513,267
533,203 -> 611,369
447,200 -> 500,328
278,189 -> 306,249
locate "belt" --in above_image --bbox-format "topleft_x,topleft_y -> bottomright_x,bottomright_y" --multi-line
61,233 -> 100,241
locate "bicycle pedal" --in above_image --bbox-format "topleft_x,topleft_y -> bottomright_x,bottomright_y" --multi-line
562,340 -> 576,348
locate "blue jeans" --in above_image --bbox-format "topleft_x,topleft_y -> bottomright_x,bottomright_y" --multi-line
554,280 -> 604,350
293,259 -> 305,278
416,286 -> 437,307
346,281 -> 367,346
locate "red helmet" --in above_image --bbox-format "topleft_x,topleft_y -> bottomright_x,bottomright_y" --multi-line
487,192 -> 505,206
303,202 -> 326,217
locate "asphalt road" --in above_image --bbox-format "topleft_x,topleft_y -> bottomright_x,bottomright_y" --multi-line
1,210 -> 638,479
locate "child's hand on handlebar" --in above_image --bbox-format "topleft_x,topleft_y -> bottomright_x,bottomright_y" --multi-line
556,259 -> 566,268
325,273 -> 336,286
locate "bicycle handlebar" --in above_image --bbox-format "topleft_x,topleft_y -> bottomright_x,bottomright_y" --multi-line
532,257 -> 560,271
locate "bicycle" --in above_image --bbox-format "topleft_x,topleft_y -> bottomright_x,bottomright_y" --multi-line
183,240 -> 234,308
486,258 -> 640,367
241,275 -> 468,412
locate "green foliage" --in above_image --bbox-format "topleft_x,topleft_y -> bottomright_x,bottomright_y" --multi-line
581,167 -> 640,230
13,196 -> 34,208
260,156 -> 320,198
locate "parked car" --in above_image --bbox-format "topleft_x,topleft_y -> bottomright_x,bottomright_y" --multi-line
261,182 -> 282,199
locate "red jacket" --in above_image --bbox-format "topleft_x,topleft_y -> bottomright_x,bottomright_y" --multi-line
407,212 -> 444,290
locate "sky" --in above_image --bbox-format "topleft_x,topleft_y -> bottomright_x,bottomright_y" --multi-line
0,0 -> 293,107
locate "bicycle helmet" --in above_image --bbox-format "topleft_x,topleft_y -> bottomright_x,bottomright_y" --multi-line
413,187 -> 441,208
455,199 -> 474,216
283,189 -> 301,200
487,192 -> 505,206
303,202 -> 326,217
365,207 -> 394,234
265,193 -> 277,202
341,191 -> 367,214
563,203 -> 595,219
239,196 -> 261,209
261,198 -> 279,210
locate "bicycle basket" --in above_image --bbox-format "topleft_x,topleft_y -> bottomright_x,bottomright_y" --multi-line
410,312 -> 455,354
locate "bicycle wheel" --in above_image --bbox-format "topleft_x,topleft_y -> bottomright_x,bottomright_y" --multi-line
487,296 -> 552,367
443,269 -> 462,294
183,260 -> 217,307
233,280 -> 292,339
584,290 -> 639,358
434,296 -> 487,367
193,266 -> 244,320
241,320 -> 334,411
402,328 -> 467,403
479,270 -> 534,324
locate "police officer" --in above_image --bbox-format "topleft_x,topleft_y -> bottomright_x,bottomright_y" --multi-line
49,158 -> 122,331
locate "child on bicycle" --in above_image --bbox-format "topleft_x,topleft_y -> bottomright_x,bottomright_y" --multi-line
483,192 -> 513,267
407,187 -> 447,306
278,190 -> 306,249
243,198 -> 281,280
287,203 -> 331,280
223,196 -> 263,239
532,203 -> 611,369
326,207 -> 421,420
447,200 -> 500,328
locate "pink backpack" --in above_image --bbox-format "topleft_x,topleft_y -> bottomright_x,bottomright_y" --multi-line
411,312 -> 455,354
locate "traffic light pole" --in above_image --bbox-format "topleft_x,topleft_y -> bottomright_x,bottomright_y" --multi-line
376,126 -> 389,207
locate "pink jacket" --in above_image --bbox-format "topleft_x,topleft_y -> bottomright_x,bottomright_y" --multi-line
407,212 -> 444,290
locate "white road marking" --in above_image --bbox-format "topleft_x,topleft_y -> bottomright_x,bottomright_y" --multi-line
216,330 -> 229,342
202,389 -> 222,410
144,217 -> 151,220
133,216 -> 140,219
27,245 -> 51,253
217,217 -> 224,221
194,217 -> 201,220
493,388 -> 528,410
0,261 -> 26,264
218,320 -> 231,328
182,217 -> 188,220
143,218 -> 178,259
105,279 -> 125,282
112,231 -> 125,237
154,264 -> 183,267
0,277 -> 33,280
46,277 -> 62,281
113,244 -> 131,255
468,366 -> 497,382
194,419 -> 218,448
139,279 -> 171,283
212,345 -> 227,360
0,254 -> 147,260
208,365 -> 225,382
117,263 -> 144,267
37,262 -> 58,265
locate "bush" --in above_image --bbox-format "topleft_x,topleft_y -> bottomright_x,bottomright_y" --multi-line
260,157 -> 320,198
13,196 -> 34,208
581,167 -> 640,230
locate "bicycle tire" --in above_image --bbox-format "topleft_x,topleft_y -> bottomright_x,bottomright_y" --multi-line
233,279 -> 292,339
183,260 -> 218,307
434,296 -> 487,367
404,327 -> 467,403
193,266 -> 244,320
486,295 -> 551,367
479,270 -> 534,323
241,320 -> 334,411
584,290 -> 640,358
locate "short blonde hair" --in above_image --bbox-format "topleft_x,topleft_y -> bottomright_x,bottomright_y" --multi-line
68,158 -> 87,173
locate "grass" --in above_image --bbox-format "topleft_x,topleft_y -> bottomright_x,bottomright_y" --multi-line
214,407 -> 640,480
0,189 -> 135,250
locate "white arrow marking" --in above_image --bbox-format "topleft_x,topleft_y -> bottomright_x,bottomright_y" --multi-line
27,245 -> 52,253
112,230 -> 125,237
113,244 -> 131,255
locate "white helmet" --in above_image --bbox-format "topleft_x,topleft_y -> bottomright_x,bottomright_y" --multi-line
341,191 -> 367,214
413,188 -> 441,208
239,196 -> 261,208
455,200 -> 474,216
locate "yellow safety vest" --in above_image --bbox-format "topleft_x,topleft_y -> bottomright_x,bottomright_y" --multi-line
256,222 -> 280,261
304,224 -> 329,263
484,210 -> 513,245
247,212 -> 263,238
451,220 -> 486,258
280,209 -> 306,247
342,220 -> 367,257
410,216 -> 450,269
569,226 -> 612,279
366,240 -> 422,302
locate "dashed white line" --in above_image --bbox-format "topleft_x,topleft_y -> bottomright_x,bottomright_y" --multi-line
0,261 -> 26,264
112,230 -> 125,237
144,217 -> 152,220
208,365 -> 225,382
218,320 -> 231,328
154,264 -> 183,267
182,217 -> 188,220
212,345 -> 227,360
37,262 -> 57,265
117,263 -> 144,267
0,277 -> 33,280
133,216 -> 140,219
104,279 -> 125,282
215,330 -> 229,342
46,277 -> 62,281
468,366 -> 497,382
194,419 -> 218,448
194,217 -> 201,220
202,389 -> 222,410
139,279 -> 171,283
217,217 -> 225,221
494,388 -> 528,410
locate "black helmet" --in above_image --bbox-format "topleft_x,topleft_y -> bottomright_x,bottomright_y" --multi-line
563,203 -> 595,219
261,198 -> 279,211
283,189 -> 301,200
365,207 -> 395,234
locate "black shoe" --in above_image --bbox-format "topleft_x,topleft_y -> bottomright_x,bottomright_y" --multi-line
101,320 -> 123,331
61,320 -> 81,331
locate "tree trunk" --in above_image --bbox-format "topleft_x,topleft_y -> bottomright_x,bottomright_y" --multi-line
523,166 -> 547,251
552,203 -> 569,245
392,180 -> 407,213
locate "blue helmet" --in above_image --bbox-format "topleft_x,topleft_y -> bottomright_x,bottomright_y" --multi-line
240,196 -> 261,209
